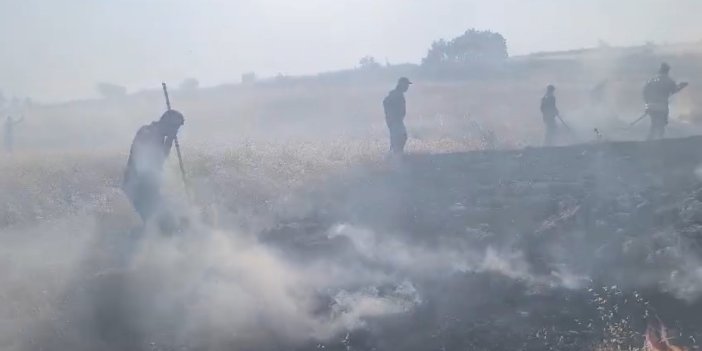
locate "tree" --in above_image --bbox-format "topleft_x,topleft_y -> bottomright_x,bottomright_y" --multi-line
96,82 -> 127,99
358,56 -> 381,70
241,72 -> 257,84
421,29 -> 508,68
179,78 -> 199,90
275,73 -> 288,82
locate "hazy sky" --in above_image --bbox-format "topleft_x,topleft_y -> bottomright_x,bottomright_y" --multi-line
0,0 -> 701,102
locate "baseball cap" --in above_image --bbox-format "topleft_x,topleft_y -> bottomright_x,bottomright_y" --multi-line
398,77 -> 413,85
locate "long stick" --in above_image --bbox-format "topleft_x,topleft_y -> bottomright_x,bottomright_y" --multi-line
630,111 -> 648,126
161,82 -> 189,197
162,82 -> 172,110
556,114 -> 572,132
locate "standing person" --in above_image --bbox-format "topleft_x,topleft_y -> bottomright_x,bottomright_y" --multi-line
590,80 -> 608,104
642,62 -> 688,140
383,77 -> 412,155
4,115 -> 24,153
540,85 -> 559,146
122,110 -> 185,222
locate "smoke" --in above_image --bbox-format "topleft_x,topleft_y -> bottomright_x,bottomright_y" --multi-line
7,233 -> 324,349
1,201 -> 428,350
1,190 -> 589,350
5,134 -> 702,350
328,223 -> 587,289
3,18 -> 702,350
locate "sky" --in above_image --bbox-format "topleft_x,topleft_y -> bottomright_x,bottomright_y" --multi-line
0,0 -> 701,102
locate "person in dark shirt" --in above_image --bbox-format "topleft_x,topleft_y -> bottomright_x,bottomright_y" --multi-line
643,62 -> 688,140
590,80 -> 608,104
383,77 -> 412,154
540,84 -> 559,146
4,115 -> 23,153
123,110 -> 185,221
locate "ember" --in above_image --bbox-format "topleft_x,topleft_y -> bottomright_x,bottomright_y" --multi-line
645,322 -> 686,351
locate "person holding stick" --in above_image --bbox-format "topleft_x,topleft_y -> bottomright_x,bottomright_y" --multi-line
540,84 -> 560,146
642,62 -> 688,140
122,109 -> 185,223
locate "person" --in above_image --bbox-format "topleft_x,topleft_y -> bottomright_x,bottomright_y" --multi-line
122,110 -> 184,222
643,62 -> 688,140
540,85 -> 559,146
4,115 -> 24,153
383,77 -> 412,154
590,80 -> 608,104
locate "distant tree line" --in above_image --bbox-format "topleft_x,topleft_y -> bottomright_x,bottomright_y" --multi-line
353,29 -> 509,80
421,29 -> 509,78
91,28 -> 510,95
96,82 -> 127,99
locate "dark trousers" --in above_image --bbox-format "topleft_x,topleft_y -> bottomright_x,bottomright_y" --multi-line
543,115 -> 557,146
386,118 -> 407,154
123,179 -> 161,222
647,109 -> 669,141
4,133 -> 12,153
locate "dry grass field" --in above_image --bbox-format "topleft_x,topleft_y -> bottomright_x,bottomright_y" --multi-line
3,43 -> 702,350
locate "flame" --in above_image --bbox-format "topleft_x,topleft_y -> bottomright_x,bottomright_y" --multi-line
644,322 -> 686,351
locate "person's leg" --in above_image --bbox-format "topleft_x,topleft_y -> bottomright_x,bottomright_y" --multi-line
656,121 -> 665,139
126,180 -> 161,223
5,134 -> 12,153
657,110 -> 669,139
647,112 -> 665,140
397,121 -> 407,153
544,117 -> 556,146
647,115 -> 658,141
386,119 -> 397,153
138,185 -> 180,234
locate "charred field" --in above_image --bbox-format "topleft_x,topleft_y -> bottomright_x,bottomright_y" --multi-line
265,136 -> 702,350
4,136 -> 702,350
4,5 -> 702,350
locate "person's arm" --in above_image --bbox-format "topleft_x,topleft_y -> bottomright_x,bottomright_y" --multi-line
673,82 -> 689,94
385,92 -> 401,119
540,97 -> 547,114
554,97 -> 560,116
163,136 -> 175,157
399,95 -> 406,118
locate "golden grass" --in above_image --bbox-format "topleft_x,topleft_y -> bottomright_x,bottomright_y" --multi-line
0,135 -> 495,229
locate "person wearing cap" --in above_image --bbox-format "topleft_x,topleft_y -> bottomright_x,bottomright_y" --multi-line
122,109 -> 185,221
642,62 -> 688,140
383,77 -> 412,154
540,84 -> 559,146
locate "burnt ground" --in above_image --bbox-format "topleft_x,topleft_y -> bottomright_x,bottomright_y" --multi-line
262,136 -> 702,350
15,136 -> 702,351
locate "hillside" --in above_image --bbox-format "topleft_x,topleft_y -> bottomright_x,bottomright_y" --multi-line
3,136 -> 702,350
4,40 -> 702,351
7,41 -> 702,154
